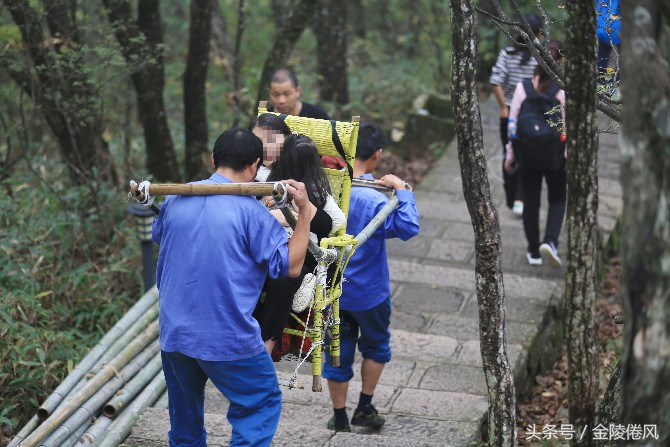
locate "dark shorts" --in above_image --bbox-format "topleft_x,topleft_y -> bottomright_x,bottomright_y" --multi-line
322,296 -> 392,382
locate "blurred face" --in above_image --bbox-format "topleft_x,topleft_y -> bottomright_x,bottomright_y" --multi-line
269,80 -> 301,115
252,126 -> 285,162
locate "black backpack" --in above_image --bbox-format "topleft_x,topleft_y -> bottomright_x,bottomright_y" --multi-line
512,79 -> 565,170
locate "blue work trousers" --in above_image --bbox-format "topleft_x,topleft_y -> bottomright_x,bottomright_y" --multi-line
161,350 -> 282,447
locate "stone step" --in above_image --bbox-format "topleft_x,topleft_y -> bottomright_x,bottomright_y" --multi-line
122,406 -> 478,447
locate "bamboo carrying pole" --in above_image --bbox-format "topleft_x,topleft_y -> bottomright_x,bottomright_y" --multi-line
35,288 -> 158,420
349,194 -> 401,253
40,341 -> 161,447
129,180 -> 285,202
18,321 -> 159,447
93,372 -> 166,447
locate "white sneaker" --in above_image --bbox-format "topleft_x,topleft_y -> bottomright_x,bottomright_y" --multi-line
539,242 -> 562,268
292,273 -> 316,313
512,200 -> 524,217
526,252 -> 543,266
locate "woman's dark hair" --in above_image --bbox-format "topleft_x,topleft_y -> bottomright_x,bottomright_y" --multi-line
508,13 -> 543,65
535,39 -> 564,93
249,113 -> 292,136
267,134 -> 331,209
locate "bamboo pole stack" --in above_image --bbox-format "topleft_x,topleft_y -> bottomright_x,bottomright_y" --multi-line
7,287 -> 166,447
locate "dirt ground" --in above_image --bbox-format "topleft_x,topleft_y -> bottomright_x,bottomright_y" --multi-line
516,256 -> 624,446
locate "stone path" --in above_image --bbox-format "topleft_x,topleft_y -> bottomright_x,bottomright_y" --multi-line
122,97 -> 622,447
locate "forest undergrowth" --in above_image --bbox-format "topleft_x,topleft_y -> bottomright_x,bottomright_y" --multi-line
516,255 -> 624,446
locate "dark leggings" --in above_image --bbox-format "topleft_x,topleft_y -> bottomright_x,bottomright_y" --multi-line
520,166 -> 566,255
500,117 -> 523,208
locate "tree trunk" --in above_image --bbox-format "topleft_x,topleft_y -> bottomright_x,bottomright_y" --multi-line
314,0 -> 348,105
596,361 -> 622,447
255,0 -> 316,109
448,1 -> 516,445
103,0 -> 181,182
3,0 -> 117,185
210,0 -> 235,86
348,0 -> 365,39
184,0 -> 212,181
564,1 -> 600,445
619,2 -> 670,445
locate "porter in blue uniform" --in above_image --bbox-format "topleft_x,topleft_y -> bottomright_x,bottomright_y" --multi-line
323,123 -> 420,432
153,127 -> 312,447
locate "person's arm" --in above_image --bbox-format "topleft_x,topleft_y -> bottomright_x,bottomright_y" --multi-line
375,174 -> 420,241
491,85 -> 508,118
323,194 -> 346,235
504,82 -> 527,172
151,196 -> 172,244
490,49 -> 509,117
283,179 -> 312,277
557,89 -> 567,157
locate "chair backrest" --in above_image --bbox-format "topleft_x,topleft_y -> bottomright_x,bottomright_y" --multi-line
257,102 -> 359,236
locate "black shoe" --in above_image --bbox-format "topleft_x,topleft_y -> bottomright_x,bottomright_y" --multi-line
351,405 -> 385,429
326,415 -> 351,432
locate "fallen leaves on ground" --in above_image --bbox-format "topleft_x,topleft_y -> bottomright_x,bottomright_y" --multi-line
517,256 -> 623,446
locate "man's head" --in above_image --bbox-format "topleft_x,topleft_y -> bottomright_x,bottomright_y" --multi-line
355,123 -> 386,173
269,67 -> 301,115
212,127 -> 262,181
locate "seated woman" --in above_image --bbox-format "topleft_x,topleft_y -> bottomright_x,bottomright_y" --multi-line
251,131 -> 344,355
251,113 -> 345,234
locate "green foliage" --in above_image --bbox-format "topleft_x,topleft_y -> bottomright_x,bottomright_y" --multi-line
0,165 -> 142,434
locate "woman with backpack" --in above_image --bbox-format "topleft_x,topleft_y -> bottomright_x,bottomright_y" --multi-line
504,39 -> 566,268
490,13 -> 543,217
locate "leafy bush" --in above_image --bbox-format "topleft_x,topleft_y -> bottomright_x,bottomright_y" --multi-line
0,166 -> 142,438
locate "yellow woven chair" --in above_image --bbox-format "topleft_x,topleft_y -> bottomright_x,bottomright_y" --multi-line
257,102 -> 359,392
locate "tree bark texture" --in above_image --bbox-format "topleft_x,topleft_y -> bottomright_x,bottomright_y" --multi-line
348,0 -> 365,39
103,0 -> 181,182
184,0 -> 212,181
449,1 -> 516,445
620,2 -> 670,445
314,0 -> 349,105
3,0 -> 117,185
210,0 -> 235,85
564,1 -> 600,445
255,0 -> 316,109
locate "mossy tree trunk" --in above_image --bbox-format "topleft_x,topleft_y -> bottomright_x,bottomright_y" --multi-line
314,0 -> 349,106
449,1 -> 516,445
183,0 -> 212,181
103,0 -> 181,182
2,0 -> 117,186
564,1 -> 600,445
619,2 -> 670,445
